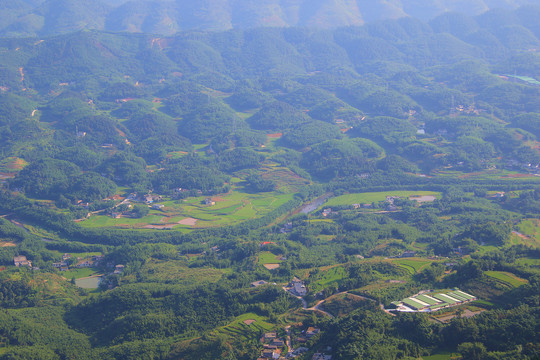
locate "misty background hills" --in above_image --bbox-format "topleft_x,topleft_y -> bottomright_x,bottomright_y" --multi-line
0,0 -> 537,37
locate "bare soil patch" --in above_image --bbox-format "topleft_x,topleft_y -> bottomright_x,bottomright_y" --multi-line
243,319 -> 256,325
144,224 -> 176,229
178,218 -> 198,226
0,241 -> 16,247
409,195 -> 437,203
267,133 -> 283,138
263,263 -> 280,270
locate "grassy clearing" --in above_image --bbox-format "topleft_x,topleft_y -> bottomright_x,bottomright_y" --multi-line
324,191 -> 440,207
485,271 -> 528,288
391,258 -> 433,274
60,268 -> 99,279
258,251 -> 282,265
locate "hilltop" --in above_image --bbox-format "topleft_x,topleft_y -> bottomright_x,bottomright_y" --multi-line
0,0 -> 538,36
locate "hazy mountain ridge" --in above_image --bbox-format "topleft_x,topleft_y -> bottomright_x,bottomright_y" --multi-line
0,0 -> 537,37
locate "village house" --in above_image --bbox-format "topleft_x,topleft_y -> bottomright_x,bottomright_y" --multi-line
76,259 -> 94,268
322,208 -> 332,217
52,261 -> 68,270
263,332 -> 277,341
152,204 -> 165,210
144,194 -> 154,204
271,338 -> 285,347
203,198 -> 215,206
13,255 -> 31,267
261,350 -> 279,359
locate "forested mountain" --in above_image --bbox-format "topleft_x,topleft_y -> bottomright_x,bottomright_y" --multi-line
0,0 -> 538,36
0,4 -> 540,360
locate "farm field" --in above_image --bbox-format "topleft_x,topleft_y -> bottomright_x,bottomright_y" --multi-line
323,191 -> 441,208
79,190 -> 295,229
484,271 -> 528,288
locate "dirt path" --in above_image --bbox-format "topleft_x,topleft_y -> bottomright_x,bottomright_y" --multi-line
285,325 -> 292,353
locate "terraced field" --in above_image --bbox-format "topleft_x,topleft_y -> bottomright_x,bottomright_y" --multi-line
485,271 -> 528,288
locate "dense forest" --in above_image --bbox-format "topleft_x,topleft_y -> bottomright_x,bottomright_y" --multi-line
0,3 -> 539,360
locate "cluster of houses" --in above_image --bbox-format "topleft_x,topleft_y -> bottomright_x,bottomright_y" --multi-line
203,198 -> 215,206
385,195 -> 400,211
127,192 -> 163,204
258,332 -> 286,360
389,289 -> 477,312
287,327 -> 329,359
287,278 -> 307,297
13,255 -> 32,268
257,325 -> 325,359
294,327 -> 320,345
52,254 -> 105,271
